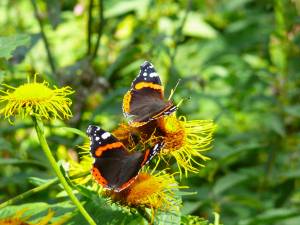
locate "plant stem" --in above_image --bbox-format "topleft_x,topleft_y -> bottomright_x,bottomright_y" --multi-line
0,178 -> 57,209
137,207 -> 152,223
92,0 -> 104,59
30,0 -> 57,78
0,171 -> 90,209
213,212 -> 220,225
87,0 -> 94,57
32,116 -> 96,225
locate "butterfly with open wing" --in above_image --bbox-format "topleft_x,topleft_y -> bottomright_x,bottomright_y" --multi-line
87,125 -> 164,192
122,61 -> 178,128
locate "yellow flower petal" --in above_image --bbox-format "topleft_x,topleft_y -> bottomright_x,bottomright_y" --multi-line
162,115 -> 216,176
68,154 -> 93,185
107,172 -> 183,210
0,76 -> 74,121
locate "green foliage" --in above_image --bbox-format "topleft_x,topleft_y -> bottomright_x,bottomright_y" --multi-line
1,0 -> 300,224
0,34 -> 30,59
0,202 -> 74,223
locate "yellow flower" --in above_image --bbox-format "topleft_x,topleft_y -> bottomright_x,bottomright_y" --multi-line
161,115 -> 216,176
68,140 -> 184,211
0,208 -> 70,225
112,115 -> 216,176
68,155 -> 93,184
112,123 -> 137,149
0,76 -> 74,121
68,142 -> 93,185
107,172 -> 182,210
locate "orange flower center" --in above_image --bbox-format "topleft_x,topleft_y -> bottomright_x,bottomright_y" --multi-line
107,173 -> 167,209
164,129 -> 185,152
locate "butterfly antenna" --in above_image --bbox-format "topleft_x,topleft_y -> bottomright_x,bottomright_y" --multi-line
168,79 -> 181,101
176,96 -> 191,108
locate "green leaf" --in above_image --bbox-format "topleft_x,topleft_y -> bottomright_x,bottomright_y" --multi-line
239,208 -> 299,225
155,209 -> 181,225
182,12 -> 217,39
0,34 -> 30,59
181,215 -> 209,225
105,0 -> 149,18
45,0 -> 61,29
263,114 -> 285,137
55,126 -> 87,138
284,105 -> 300,117
291,0 -> 300,14
71,184 -> 144,224
0,202 -> 74,222
280,169 -> 300,179
269,34 -> 287,72
0,158 -> 47,169
182,201 -> 202,215
28,177 -> 54,186
213,173 -> 249,195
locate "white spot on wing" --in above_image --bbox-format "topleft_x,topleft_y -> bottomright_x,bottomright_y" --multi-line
143,72 -> 147,76
149,72 -> 158,77
101,132 -> 111,139
87,126 -> 91,134
95,137 -> 100,141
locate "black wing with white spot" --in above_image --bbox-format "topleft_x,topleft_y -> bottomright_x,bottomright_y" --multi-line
131,61 -> 162,89
122,61 -> 178,126
86,125 -> 126,158
143,141 -> 164,165
92,141 -> 164,191
87,125 -> 165,192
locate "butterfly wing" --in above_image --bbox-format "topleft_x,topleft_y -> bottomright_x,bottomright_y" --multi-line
123,61 -> 177,127
87,125 -> 127,158
87,125 -> 164,192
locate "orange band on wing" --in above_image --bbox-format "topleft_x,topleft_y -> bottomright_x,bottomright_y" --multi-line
141,149 -> 150,166
122,91 -> 132,114
95,142 -> 124,157
134,82 -> 163,91
91,167 -> 108,186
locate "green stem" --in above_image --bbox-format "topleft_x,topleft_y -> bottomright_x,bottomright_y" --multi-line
30,0 -> 57,78
0,171 -> 90,209
0,178 -> 57,209
213,212 -> 220,225
87,0 -> 94,56
32,116 -> 96,225
137,207 -> 152,223
92,0 -> 104,59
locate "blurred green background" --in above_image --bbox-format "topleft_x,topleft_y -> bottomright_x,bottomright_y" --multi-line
1,0 -> 300,224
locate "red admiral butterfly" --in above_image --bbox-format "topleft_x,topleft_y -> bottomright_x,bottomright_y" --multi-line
122,61 -> 177,127
87,125 -> 164,192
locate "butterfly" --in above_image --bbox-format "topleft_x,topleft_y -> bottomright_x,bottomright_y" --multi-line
122,61 -> 177,127
87,125 -> 164,192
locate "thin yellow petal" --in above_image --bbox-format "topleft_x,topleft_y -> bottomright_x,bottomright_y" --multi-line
0,78 -> 74,121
